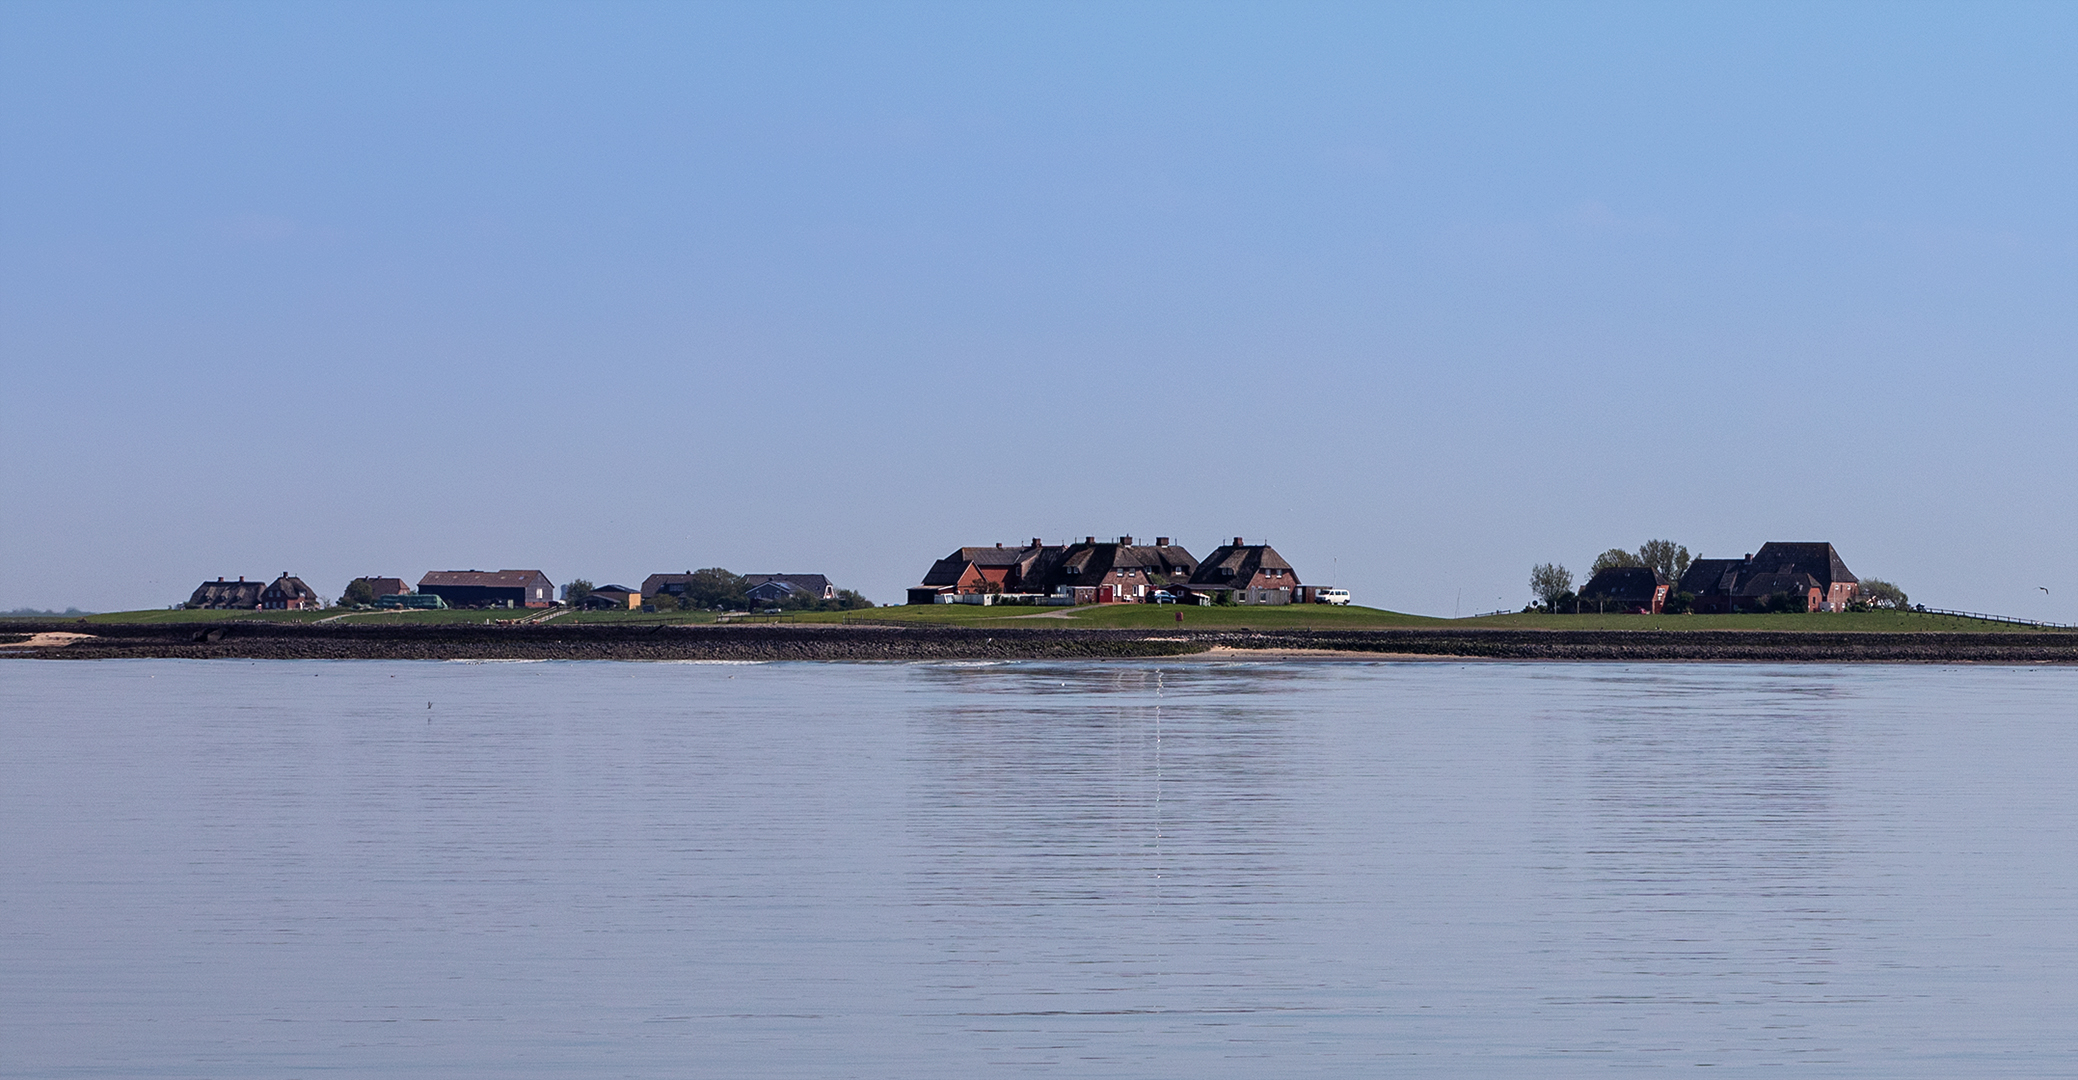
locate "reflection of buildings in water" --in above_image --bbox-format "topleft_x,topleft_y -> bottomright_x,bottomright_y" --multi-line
1531,668 -> 1849,1008
901,662 -> 1313,1007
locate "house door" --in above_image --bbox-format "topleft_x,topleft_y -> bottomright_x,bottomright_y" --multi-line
1099,584 -> 1115,603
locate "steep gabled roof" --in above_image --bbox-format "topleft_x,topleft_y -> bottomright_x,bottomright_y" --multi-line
1186,543 -> 1296,587
1029,541 -> 1198,593
1736,571 -> 1821,598
1750,542 -> 1857,587
919,556 -> 976,588
261,575 -> 318,600
958,547 -> 1030,566
918,543 -> 1065,589
1678,558 -> 1745,596
188,579 -> 265,608
1579,566 -> 1666,604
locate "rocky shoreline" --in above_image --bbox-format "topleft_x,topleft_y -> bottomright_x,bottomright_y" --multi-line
6,620 -> 2078,663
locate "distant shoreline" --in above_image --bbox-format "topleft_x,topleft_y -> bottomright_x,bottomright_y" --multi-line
7,620 -> 2078,664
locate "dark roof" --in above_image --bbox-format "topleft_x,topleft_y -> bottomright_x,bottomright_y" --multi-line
419,570 -> 550,589
639,572 -> 731,595
359,577 -> 408,596
1736,571 -> 1821,598
744,574 -> 831,595
1186,544 -> 1296,587
957,547 -> 1029,567
1676,545 -> 1857,598
1579,566 -> 1667,604
590,584 -> 635,596
1748,542 -> 1857,588
187,579 -> 265,608
916,539 -> 1200,594
1028,541 -> 1198,593
1677,558 -> 1745,596
261,575 -> 318,600
918,543 -> 1062,589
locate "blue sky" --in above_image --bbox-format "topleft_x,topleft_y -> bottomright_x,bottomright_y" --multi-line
3,2 -> 2074,616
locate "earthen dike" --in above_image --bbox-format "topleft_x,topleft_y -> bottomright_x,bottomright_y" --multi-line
7,620 -> 2078,663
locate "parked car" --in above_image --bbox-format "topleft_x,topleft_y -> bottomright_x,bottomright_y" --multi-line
1150,591 -> 1175,604
1315,588 -> 1351,606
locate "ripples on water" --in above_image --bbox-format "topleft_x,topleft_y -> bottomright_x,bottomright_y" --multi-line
3,659 -> 2075,1077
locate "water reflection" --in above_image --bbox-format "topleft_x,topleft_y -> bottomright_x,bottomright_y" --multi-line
1531,668 -> 1853,1046
7,659 -> 2077,1078
902,663 -> 1313,1025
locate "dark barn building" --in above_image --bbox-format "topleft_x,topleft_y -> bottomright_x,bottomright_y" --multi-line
1577,566 -> 1670,614
578,584 -> 640,610
417,569 -> 556,609
1677,543 -> 1860,613
187,577 -> 265,609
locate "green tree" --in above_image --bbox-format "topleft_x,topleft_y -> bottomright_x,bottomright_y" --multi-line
339,578 -> 377,607
1530,563 -> 1574,613
1635,539 -> 1691,584
681,568 -> 750,610
1859,578 -> 1908,610
565,579 -> 594,605
1591,548 -> 1642,574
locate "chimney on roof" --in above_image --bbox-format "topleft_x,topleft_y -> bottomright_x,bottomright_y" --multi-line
1744,553 -> 1752,561
1234,537 -> 1244,547
1119,535 -> 1132,545
1156,537 -> 1169,547
1031,537 -> 1042,548
995,542 -> 1002,548
238,576 -> 244,582
1085,536 -> 1095,544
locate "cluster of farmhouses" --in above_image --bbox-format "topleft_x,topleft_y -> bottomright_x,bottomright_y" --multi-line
178,540 -> 1858,615
181,535 -> 1346,612
906,536 -> 1346,606
184,571 -> 843,611
1576,542 -> 1865,614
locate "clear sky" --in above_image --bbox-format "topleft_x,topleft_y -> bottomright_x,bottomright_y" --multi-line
3,2 -> 2074,617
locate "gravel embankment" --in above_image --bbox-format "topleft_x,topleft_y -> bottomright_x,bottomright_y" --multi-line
6,620 -> 2078,663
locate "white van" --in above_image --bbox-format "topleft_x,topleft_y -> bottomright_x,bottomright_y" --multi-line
1315,588 -> 1351,606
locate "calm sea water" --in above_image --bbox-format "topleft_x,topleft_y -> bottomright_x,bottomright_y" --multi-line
3,659 -> 2076,1077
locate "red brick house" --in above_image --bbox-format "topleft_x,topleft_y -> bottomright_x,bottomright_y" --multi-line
259,573 -> 322,610
908,540 -> 1059,604
907,536 -> 1199,604
1035,537 -> 1198,605
1179,539 -> 1301,605
1677,543 -> 1860,613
